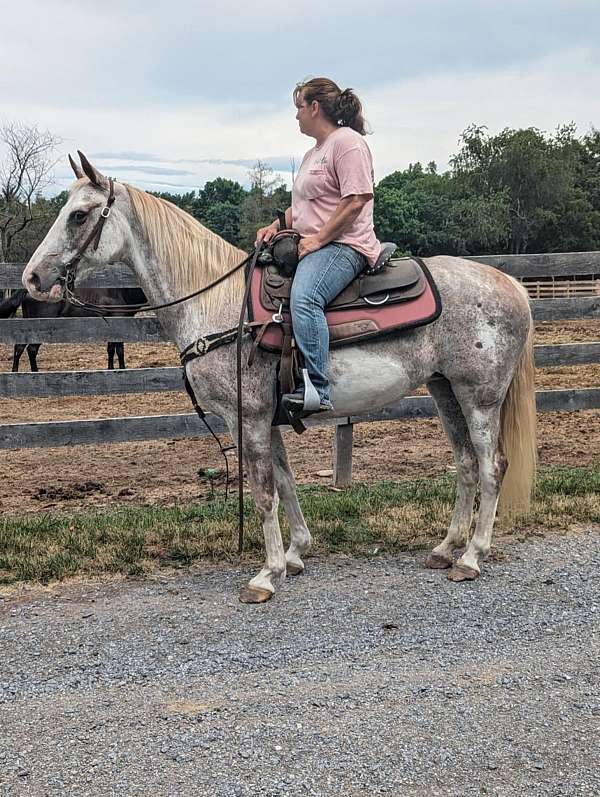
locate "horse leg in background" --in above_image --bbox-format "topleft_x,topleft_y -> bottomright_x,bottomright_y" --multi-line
446,389 -> 506,582
106,342 -> 126,369
12,345 -> 26,372
116,342 -> 125,369
271,427 -> 312,576
27,344 -> 41,372
424,377 -> 479,569
237,419 -> 287,604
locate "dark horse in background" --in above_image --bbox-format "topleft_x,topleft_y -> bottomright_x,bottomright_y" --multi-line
0,288 -> 146,371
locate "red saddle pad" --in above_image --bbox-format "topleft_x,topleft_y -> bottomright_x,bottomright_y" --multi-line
248,257 -> 442,352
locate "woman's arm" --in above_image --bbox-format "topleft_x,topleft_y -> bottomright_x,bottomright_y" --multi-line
298,194 -> 371,259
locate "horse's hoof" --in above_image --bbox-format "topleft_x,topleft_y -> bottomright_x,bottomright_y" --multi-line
447,564 -> 479,582
239,586 -> 274,604
286,562 -> 304,576
424,552 -> 453,570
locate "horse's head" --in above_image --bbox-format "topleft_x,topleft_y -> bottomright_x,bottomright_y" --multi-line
22,152 -> 132,301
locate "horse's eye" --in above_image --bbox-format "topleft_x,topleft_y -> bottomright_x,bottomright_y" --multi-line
71,210 -> 88,225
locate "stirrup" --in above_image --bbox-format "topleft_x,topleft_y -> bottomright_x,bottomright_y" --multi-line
281,370 -> 332,421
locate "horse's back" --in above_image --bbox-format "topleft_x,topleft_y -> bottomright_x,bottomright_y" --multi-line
423,255 -> 532,390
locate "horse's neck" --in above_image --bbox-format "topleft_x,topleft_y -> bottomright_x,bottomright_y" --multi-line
128,247 -> 241,351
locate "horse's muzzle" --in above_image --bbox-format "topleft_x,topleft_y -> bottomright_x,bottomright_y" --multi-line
22,265 -> 63,302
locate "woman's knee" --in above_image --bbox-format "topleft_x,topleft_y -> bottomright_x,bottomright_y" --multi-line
291,283 -> 324,315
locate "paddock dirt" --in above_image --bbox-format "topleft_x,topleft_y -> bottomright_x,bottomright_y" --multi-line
1,320 -> 599,516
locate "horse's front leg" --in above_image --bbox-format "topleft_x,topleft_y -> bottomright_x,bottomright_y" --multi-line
12,344 -> 25,372
239,423 -> 287,604
271,427 -> 312,575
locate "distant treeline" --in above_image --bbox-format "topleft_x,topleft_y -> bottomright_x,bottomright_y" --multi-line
4,124 -> 600,262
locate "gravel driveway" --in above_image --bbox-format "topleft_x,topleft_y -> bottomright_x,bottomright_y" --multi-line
1,530 -> 599,797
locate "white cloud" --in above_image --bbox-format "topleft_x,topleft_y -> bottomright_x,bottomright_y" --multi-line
1,3 -> 598,194
368,46 -> 600,179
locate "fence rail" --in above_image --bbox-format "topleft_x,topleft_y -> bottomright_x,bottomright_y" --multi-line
1,297 -> 600,345
2,253 -> 600,485
2,341 -> 600,399
4,252 -> 600,287
2,388 -> 599,451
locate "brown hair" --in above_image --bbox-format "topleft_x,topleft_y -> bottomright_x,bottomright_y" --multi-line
293,77 -> 369,135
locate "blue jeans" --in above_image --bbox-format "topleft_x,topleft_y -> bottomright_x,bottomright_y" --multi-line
290,242 -> 367,402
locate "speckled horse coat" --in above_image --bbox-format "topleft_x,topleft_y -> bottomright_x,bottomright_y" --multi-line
23,153 -> 537,604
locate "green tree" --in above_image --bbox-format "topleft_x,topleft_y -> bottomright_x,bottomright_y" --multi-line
203,200 -> 242,245
196,178 -> 245,219
238,160 -> 290,249
450,124 -> 591,254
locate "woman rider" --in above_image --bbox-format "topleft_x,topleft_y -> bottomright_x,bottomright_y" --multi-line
256,77 -> 381,414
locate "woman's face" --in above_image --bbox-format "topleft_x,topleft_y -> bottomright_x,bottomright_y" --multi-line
295,92 -> 317,137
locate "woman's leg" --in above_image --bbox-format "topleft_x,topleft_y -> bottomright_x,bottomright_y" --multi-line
290,243 -> 365,403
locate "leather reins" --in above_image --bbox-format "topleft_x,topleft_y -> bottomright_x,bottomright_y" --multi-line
61,177 -> 269,553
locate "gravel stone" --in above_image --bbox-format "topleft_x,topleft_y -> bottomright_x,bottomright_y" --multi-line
0,530 -> 599,796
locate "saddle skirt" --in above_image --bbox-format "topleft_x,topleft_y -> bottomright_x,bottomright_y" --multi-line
248,256 -> 442,351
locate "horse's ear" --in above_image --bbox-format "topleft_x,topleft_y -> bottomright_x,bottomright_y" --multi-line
77,150 -> 109,189
68,154 -> 84,179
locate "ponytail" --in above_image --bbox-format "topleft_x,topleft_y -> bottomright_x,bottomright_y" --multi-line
293,77 -> 370,135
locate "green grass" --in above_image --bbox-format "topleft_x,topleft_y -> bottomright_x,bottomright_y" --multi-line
1,466 -> 599,586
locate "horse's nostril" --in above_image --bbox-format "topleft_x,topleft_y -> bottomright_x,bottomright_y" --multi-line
30,272 -> 42,292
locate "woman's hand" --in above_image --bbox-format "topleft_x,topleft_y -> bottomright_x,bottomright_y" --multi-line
298,235 -> 322,260
255,221 -> 279,247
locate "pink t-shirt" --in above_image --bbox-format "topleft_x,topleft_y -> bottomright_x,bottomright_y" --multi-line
292,127 -> 381,266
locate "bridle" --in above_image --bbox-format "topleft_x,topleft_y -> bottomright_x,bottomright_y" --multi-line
62,177 -> 117,296
62,177 -> 252,315
60,177 -> 269,553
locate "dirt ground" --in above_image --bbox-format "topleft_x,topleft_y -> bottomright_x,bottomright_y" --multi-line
1,320 -> 599,516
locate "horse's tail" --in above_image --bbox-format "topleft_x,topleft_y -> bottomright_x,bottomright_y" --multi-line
0,289 -> 25,318
498,309 -> 537,519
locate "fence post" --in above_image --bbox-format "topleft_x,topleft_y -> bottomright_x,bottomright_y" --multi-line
333,420 -> 353,488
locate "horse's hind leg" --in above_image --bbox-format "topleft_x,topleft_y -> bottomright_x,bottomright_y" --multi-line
425,377 -> 478,569
271,427 -> 312,575
27,344 -> 40,372
116,342 -> 125,369
447,390 -> 507,581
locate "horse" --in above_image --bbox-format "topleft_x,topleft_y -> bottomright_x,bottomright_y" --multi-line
0,287 -> 146,372
22,152 -> 536,604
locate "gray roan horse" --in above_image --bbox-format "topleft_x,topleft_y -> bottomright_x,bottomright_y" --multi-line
22,153 -> 536,604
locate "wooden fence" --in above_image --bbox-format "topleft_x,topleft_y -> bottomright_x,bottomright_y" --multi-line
2,252 -> 600,487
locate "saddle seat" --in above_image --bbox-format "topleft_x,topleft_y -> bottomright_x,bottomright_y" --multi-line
248,254 -> 442,352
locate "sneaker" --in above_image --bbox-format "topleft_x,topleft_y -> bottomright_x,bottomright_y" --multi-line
281,388 -> 334,415
281,386 -> 305,409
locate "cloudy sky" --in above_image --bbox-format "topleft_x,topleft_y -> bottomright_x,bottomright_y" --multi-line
2,0 -> 599,195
